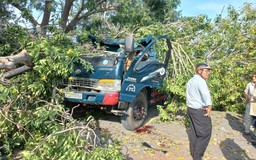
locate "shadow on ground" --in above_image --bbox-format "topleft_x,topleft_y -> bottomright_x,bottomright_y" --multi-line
220,138 -> 251,160
226,113 -> 256,148
223,112 -> 256,160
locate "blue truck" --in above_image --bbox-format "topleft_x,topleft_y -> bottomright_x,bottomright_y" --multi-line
62,34 -> 172,130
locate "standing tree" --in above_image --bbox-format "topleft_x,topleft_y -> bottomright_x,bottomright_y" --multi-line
6,0 -> 116,35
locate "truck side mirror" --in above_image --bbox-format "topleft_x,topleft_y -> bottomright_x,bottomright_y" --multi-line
125,35 -> 134,52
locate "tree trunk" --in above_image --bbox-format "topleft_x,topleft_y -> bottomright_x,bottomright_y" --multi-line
0,49 -> 33,79
61,0 -> 75,30
41,0 -> 53,36
1,65 -> 32,79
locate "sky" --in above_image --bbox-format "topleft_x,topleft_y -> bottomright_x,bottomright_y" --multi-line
178,0 -> 255,19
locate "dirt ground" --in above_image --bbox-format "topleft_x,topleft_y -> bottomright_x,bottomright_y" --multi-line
97,107 -> 256,160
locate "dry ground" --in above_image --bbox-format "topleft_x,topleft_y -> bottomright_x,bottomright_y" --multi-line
97,107 -> 256,160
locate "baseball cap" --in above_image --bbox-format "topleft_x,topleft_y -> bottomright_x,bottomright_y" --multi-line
196,63 -> 211,70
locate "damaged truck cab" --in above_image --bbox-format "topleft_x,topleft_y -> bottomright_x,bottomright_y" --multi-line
62,34 -> 172,130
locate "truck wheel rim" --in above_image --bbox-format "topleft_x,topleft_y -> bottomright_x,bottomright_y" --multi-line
133,101 -> 145,120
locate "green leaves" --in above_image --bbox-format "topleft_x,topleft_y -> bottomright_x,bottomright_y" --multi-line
0,30 -> 124,159
109,0 -> 180,31
22,33 -> 92,100
0,24 -> 29,56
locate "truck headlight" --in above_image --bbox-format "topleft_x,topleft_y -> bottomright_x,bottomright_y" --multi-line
95,79 -> 121,92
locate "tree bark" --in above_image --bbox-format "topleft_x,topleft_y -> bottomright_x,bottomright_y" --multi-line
41,0 -> 53,36
61,0 -> 75,30
0,49 -> 32,70
1,65 -> 32,79
0,49 -> 33,80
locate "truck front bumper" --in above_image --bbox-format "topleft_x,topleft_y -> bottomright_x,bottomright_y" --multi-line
64,92 -> 119,105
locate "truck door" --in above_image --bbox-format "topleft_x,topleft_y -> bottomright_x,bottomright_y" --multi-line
120,36 -> 172,103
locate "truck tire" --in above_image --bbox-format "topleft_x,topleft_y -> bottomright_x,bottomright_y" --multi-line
121,92 -> 148,131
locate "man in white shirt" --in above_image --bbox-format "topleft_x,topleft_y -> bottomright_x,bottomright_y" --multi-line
186,63 -> 212,160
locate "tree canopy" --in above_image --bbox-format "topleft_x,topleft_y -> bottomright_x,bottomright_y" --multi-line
1,0 -> 181,36
0,1 -> 256,159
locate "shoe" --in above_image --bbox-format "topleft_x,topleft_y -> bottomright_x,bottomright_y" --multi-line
243,132 -> 250,136
251,141 -> 256,147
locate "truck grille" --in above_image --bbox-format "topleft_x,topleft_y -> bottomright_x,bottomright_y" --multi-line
62,77 -> 97,88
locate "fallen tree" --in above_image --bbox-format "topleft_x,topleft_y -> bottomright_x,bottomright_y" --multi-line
0,49 -> 32,80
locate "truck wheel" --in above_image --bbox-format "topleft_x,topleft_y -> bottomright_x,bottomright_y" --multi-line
121,92 -> 148,131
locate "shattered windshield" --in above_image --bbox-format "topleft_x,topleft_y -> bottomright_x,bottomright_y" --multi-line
80,51 -> 119,67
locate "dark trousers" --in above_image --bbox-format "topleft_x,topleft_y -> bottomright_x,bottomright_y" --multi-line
187,107 -> 212,160
252,116 -> 256,128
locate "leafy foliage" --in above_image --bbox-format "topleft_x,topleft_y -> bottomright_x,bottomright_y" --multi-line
0,24 -> 30,56
0,1 -> 13,22
107,0 -> 181,33
1,1 -> 256,159
144,0 -> 181,23
0,30 -> 120,158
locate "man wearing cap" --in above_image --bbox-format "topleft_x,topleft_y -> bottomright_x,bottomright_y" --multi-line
186,63 -> 212,160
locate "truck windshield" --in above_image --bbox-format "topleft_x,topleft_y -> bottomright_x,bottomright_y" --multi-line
80,51 -> 118,67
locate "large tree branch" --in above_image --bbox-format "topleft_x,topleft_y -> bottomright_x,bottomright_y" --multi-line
1,65 -> 32,80
63,0 -> 86,33
0,49 -> 32,69
41,0 -> 53,36
0,49 -> 33,80
65,5 -> 115,33
79,5 -> 116,20
61,0 -> 75,30
11,2 -> 38,28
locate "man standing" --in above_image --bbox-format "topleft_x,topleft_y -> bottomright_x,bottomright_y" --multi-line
244,72 -> 256,137
186,63 -> 212,160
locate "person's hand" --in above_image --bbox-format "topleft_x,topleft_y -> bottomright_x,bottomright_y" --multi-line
245,94 -> 250,103
253,96 -> 256,100
203,106 -> 212,117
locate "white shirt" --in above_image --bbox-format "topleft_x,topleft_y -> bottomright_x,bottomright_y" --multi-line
244,82 -> 256,101
186,75 -> 212,109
